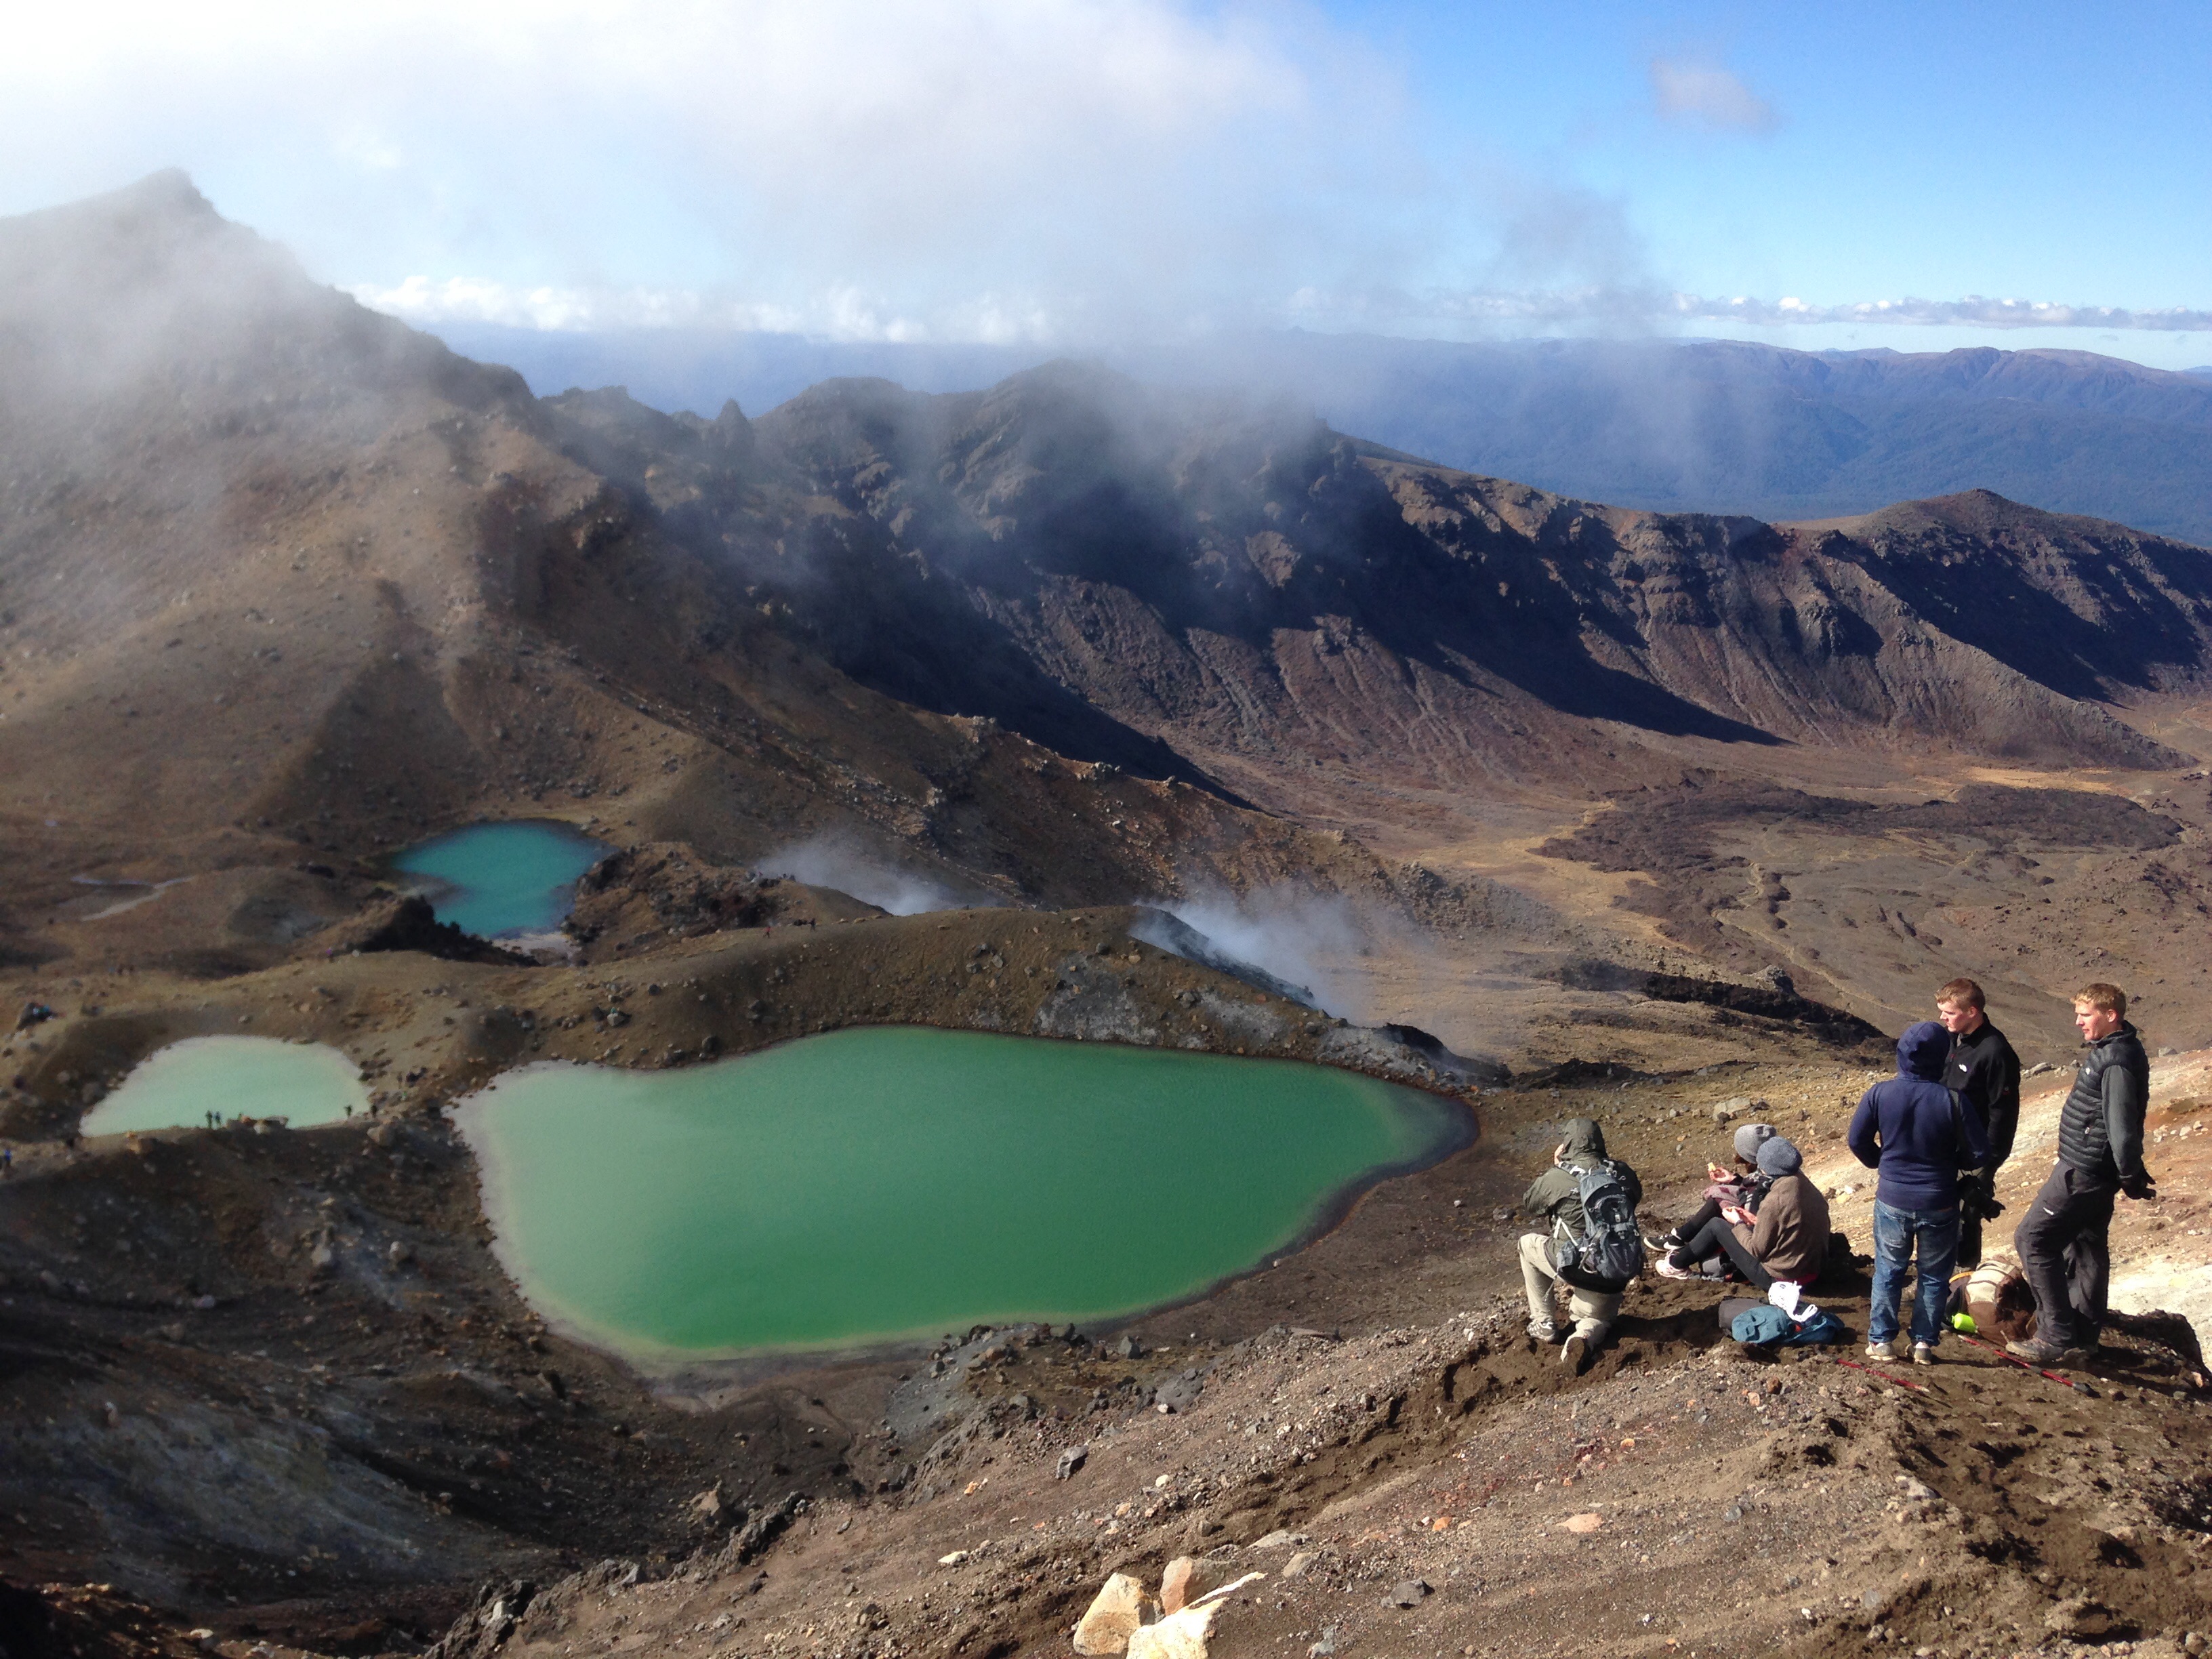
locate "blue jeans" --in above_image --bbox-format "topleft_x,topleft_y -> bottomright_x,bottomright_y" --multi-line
1870,1200 -> 1959,1348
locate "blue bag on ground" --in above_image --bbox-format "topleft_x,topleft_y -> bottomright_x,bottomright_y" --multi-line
1732,1305 -> 1848,1347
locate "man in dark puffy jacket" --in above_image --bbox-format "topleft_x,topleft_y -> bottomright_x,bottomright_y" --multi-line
1519,1118 -> 1643,1373
1849,1022 -> 1989,1364
2009,983 -> 2154,1364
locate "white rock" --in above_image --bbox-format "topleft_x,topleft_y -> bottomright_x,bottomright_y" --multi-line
1127,1602 -> 1218,1659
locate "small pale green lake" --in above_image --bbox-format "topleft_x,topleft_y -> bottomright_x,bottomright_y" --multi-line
390,820 -> 609,938
457,1027 -> 1465,1360
81,1037 -> 370,1135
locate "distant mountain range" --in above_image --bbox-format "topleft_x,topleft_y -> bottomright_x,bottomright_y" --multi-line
541,365 -> 2211,790
432,323 -> 2212,548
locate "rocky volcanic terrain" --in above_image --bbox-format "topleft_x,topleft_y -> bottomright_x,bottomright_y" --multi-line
1,174 -> 2210,1659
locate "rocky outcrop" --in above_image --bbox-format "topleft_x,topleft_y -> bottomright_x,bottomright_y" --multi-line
1548,958 -> 1885,1042
565,844 -> 883,958
316,897 -> 531,964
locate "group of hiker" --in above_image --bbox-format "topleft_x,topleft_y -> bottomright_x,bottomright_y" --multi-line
1518,977 -> 2156,1372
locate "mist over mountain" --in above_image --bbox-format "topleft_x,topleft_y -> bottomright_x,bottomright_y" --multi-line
531,364 -> 2211,798
433,322 -> 2212,548
7,171 -> 2212,1018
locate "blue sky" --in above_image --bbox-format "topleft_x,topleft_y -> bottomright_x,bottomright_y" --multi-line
5,0 -> 2209,365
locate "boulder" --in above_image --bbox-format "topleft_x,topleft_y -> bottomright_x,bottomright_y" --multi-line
1054,1443 -> 1088,1479
2045,1597 -> 2112,1638
1126,1603 -> 1218,1659
1161,1557 -> 1236,1615
1073,1574 -> 1157,1657
1383,1578 -> 1431,1608
1154,1370 -> 1203,1413
687,1484 -> 731,1526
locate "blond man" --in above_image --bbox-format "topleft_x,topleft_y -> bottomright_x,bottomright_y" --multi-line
2009,984 -> 2153,1365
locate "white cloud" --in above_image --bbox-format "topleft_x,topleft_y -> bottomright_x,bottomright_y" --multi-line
1,0 -> 1418,340
1668,293 -> 2212,331
350,276 -> 1070,342
1650,58 -> 1780,134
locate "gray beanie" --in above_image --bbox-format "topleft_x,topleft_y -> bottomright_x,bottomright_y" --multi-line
1756,1136 -> 1802,1178
1732,1122 -> 1777,1162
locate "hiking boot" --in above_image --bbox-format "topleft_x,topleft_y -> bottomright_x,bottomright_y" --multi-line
2006,1334 -> 2089,1366
1911,1342 -> 1935,1366
1528,1319 -> 1562,1343
1561,1333 -> 1590,1373
1866,1340 -> 1898,1361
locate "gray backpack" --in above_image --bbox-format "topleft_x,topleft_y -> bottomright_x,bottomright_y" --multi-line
1551,1159 -> 1644,1292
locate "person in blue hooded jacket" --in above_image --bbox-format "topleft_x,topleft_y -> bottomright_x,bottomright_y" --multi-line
1848,1021 -> 1989,1364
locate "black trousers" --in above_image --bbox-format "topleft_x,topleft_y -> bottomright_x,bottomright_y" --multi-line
1674,1216 -> 1774,1291
2013,1164 -> 2115,1348
1664,1197 -> 1725,1244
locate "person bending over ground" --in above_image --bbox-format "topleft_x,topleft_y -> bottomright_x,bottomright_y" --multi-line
1654,1137 -> 1828,1290
1519,1117 -> 1643,1374
1849,1021 -> 1988,1365
1647,1122 -> 1777,1262
1936,977 -> 2022,1269
2009,983 -> 2154,1366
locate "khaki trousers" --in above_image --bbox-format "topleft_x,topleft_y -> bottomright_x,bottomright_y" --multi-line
1519,1232 -> 1621,1342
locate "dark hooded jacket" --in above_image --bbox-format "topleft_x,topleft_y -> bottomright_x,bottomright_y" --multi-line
1522,1117 -> 1642,1234
1847,1023 -> 1990,1210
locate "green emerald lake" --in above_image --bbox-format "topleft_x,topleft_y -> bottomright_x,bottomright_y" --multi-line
390,820 -> 609,938
456,1027 -> 1465,1360
82,1037 -> 369,1135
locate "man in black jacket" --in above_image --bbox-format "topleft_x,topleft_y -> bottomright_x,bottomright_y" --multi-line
1937,977 -> 2022,1269
2009,983 -> 2155,1364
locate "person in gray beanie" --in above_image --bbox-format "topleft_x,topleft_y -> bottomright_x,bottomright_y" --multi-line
1645,1122 -> 1778,1263
1656,1136 -> 1830,1290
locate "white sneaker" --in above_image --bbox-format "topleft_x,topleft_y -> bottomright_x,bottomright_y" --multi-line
1866,1340 -> 1897,1361
1528,1320 -> 1562,1343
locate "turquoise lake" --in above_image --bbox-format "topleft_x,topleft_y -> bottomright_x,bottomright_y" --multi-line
81,1037 -> 370,1134
390,821 -> 610,938
455,1027 -> 1466,1361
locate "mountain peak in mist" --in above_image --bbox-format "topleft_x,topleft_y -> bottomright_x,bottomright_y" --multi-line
0,168 -> 228,280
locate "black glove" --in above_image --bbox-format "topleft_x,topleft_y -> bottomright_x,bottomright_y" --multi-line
2121,1171 -> 2156,1201
1957,1173 -> 2003,1222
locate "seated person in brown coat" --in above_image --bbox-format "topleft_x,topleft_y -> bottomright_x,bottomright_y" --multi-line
1655,1138 -> 1830,1290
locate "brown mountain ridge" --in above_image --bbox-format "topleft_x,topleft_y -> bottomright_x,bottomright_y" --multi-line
5,172 -> 2212,1658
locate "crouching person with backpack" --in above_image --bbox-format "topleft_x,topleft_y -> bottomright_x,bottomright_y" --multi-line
1519,1118 -> 1645,1373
